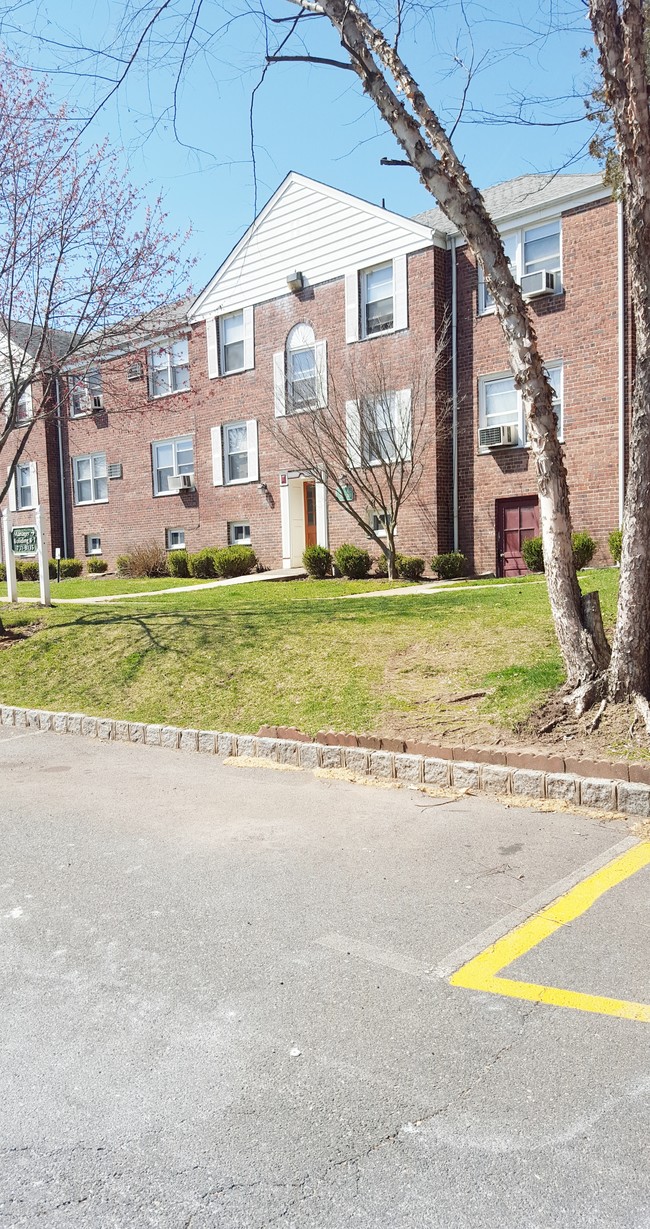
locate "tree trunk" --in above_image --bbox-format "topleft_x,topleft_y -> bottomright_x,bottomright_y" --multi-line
590,0 -> 650,703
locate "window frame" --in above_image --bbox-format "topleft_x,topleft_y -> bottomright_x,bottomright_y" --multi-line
73,452 -> 108,506
152,435 -> 195,497
229,521 -> 252,546
360,261 -> 395,339
478,362 -> 564,451
478,218 -> 563,315
16,462 -> 35,510
84,534 -> 102,556
165,527 -> 186,550
223,420 -> 251,486
219,310 -> 245,376
147,338 -> 190,400
70,369 -> 103,417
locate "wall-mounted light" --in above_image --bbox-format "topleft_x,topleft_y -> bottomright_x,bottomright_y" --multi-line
286,271 -> 304,292
258,481 -> 274,509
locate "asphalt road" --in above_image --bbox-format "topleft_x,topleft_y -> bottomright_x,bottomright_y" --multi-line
1,725 -> 649,1228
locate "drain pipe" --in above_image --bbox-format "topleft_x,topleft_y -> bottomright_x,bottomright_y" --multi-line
54,377 -> 69,558
617,199 -> 625,528
451,234 -> 459,551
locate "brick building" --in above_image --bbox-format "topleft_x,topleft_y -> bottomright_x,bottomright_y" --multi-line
1,169 -> 627,577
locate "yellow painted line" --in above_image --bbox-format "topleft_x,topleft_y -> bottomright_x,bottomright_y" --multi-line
449,842 -> 650,1022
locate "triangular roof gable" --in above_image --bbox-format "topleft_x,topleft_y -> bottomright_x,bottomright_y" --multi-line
189,172 -> 437,321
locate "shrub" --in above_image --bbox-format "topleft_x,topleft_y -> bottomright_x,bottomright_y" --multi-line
303,545 -> 332,579
87,557 -> 108,574
431,551 -> 467,580
118,541 -> 169,579
572,531 -> 597,570
397,555 -> 426,581
167,549 -> 190,578
522,532 -> 597,573
20,559 -> 39,581
48,557 -> 83,579
334,544 -> 371,580
13,558 -> 25,580
213,545 -> 258,578
188,549 -> 217,579
0,562 -> 5,581
521,536 -> 545,573
375,553 -> 389,577
609,528 -> 623,565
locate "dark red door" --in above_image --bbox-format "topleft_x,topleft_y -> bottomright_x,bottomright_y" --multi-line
496,497 -> 539,577
304,482 -> 317,549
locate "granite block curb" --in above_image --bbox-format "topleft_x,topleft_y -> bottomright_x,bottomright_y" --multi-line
2,702 -> 650,821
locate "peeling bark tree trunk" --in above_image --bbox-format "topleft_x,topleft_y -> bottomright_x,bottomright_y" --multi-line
590,0 -> 650,704
292,0 -> 608,688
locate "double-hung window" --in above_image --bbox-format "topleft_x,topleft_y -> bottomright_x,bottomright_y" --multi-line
152,436 -> 194,495
148,339 -> 190,398
346,389 -> 412,469
362,263 -> 394,336
207,307 -> 254,378
478,362 -> 563,449
345,255 -> 408,343
274,326 -> 327,417
229,522 -> 251,545
16,462 -> 34,510
70,369 -> 103,416
165,527 -> 186,549
211,420 -> 259,486
220,311 -> 245,374
478,219 -> 562,313
74,453 -> 108,505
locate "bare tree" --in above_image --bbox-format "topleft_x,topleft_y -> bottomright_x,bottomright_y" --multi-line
270,348 -> 445,577
0,58 -> 194,558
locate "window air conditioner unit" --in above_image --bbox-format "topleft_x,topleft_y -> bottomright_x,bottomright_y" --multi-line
168,473 -> 195,492
478,424 -> 518,449
127,361 -> 144,382
520,270 -> 555,299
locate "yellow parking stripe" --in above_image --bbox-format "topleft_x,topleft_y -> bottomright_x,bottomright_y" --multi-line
449,842 -> 650,1021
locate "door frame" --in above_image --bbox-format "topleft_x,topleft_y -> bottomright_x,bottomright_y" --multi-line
280,470 -> 329,568
495,495 -> 539,578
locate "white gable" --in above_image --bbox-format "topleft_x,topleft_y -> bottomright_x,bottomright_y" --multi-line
189,173 -> 437,322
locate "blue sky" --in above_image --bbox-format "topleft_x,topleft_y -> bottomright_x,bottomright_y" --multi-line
3,0 -> 599,289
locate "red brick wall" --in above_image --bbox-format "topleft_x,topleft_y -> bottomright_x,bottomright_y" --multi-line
456,198 -> 621,574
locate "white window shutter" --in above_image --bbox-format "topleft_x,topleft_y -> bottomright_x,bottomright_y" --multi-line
30,461 -> 38,505
246,420 -> 259,481
207,318 -> 219,379
273,351 -> 286,417
7,466 -> 16,511
393,254 -> 408,331
395,389 -> 412,461
345,271 -> 359,343
211,425 -> 224,486
243,307 -> 255,371
346,400 -> 362,469
315,340 -> 328,409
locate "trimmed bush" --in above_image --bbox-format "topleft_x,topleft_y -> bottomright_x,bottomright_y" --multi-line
118,541 -> 169,579
167,549 -> 190,578
213,545 -> 258,578
572,531 -> 597,570
303,545 -> 332,579
375,553 -> 389,577
334,544 -> 371,580
47,557 -> 83,579
87,558 -> 108,574
521,536 -> 545,573
0,562 -> 5,581
609,528 -> 623,565
522,532 -> 597,573
397,555 -> 426,581
19,559 -> 39,581
431,551 -> 467,580
188,549 -> 217,579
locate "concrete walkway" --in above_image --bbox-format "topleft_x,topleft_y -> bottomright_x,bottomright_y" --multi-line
6,567 -> 307,606
342,578 -> 546,599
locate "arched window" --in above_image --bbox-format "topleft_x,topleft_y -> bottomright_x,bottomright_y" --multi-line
286,323 -> 317,412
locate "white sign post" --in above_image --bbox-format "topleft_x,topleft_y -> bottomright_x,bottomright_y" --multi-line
1,509 -> 18,604
35,506 -> 51,607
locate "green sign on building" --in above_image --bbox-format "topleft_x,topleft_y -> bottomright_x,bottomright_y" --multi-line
11,525 -> 37,556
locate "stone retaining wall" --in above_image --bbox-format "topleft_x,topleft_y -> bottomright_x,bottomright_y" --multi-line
3,703 -> 650,820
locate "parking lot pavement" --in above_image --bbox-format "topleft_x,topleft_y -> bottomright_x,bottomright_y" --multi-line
1,726 -> 649,1228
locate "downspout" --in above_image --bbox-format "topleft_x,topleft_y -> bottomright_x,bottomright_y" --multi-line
617,199 -> 625,529
55,377 -> 69,558
451,234 -> 459,551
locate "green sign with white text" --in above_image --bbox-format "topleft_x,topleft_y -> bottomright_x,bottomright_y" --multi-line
11,525 -> 37,555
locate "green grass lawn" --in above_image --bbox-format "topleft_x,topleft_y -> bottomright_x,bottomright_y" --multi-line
0,569 -> 621,746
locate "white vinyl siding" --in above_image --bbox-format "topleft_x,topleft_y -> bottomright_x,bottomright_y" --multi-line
191,174 -> 432,322
148,339 -> 190,398
152,436 -> 194,495
73,453 -> 108,505
478,220 -> 562,314
478,363 -> 563,448
211,420 -> 259,486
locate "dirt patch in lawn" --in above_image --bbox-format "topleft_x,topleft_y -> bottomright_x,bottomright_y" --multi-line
0,622 -> 43,650
517,690 -> 650,764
